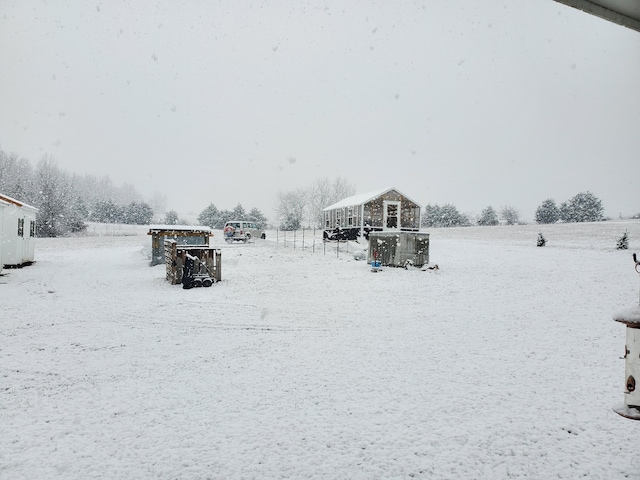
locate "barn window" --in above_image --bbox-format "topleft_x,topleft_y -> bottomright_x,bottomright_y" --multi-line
336,209 -> 341,226
30,220 -> 36,237
18,218 -> 24,237
347,207 -> 353,226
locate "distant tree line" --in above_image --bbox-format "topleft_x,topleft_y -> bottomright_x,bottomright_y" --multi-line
197,203 -> 268,229
534,192 -> 604,224
275,176 -> 356,230
0,149 -> 153,237
421,192 -> 606,228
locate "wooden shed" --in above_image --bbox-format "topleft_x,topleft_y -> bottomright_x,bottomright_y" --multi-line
323,187 -> 421,241
164,240 -> 222,286
148,225 -> 212,266
0,193 -> 38,268
368,231 -> 430,268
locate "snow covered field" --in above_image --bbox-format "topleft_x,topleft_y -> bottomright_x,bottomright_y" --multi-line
2,220 -> 640,479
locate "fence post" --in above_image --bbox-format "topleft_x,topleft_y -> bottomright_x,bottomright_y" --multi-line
337,239 -> 339,258
302,228 -> 305,251
293,229 -> 296,249
313,228 -> 315,253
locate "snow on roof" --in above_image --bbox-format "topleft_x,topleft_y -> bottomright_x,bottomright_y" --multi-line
613,305 -> 640,325
148,225 -> 212,233
0,193 -> 39,212
323,187 -> 422,211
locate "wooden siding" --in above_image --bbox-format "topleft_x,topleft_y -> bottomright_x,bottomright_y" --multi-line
325,189 -> 420,230
368,232 -> 430,267
164,240 -> 222,285
148,228 -> 211,266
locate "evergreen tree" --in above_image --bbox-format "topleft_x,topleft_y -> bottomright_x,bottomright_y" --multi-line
535,199 -> 560,224
247,207 -> 268,229
559,192 -> 604,223
197,203 -> 221,228
422,204 -> 470,228
123,201 -> 153,224
616,231 -> 629,250
232,203 -> 246,220
478,206 -> 499,226
66,196 -> 88,233
165,210 -> 180,225
33,156 -> 73,237
90,200 -> 124,223
219,210 -> 231,227
537,232 -> 547,247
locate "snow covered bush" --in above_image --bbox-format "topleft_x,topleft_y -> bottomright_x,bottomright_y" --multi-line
537,232 -> 547,247
616,230 -> 629,250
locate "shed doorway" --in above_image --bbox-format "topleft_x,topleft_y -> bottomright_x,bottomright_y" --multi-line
383,201 -> 400,230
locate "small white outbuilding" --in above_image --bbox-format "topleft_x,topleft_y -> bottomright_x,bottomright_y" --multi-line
0,193 -> 39,268
0,198 -> 8,274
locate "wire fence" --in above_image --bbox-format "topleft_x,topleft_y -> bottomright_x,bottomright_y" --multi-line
273,228 -> 362,258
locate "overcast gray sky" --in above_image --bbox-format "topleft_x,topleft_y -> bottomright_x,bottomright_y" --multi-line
1,0 -> 639,221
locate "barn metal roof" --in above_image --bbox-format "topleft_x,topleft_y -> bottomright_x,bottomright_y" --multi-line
553,0 -> 640,32
323,187 -> 422,211
0,193 -> 39,212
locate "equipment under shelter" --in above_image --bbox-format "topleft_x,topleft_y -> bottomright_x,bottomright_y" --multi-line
148,225 -> 212,266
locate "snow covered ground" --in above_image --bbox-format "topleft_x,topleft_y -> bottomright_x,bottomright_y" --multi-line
2,220 -> 640,479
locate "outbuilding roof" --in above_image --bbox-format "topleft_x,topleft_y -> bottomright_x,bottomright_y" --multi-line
0,193 -> 39,212
323,187 -> 422,211
148,225 -> 212,233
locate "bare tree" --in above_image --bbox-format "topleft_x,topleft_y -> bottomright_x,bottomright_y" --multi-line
276,188 -> 307,230
306,176 -> 356,228
307,177 -> 333,228
500,205 -> 520,225
0,150 -> 34,202
331,176 -> 356,204
149,191 -> 167,216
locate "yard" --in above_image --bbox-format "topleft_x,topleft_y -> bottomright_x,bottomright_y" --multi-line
1,220 -> 639,479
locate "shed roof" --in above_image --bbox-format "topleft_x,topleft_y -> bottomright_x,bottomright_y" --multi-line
148,225 -> 212,233
554,0 -> 640,32
323,187 -> 422,211
0,193 -> 39,212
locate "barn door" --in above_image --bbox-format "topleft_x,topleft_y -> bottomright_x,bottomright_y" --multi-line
383,201 -> 400,230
